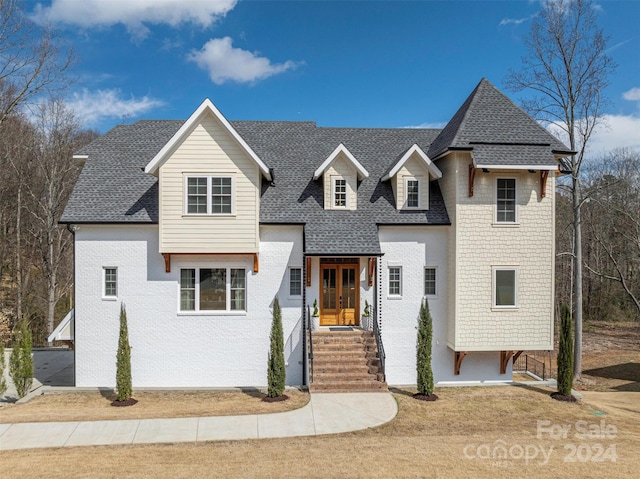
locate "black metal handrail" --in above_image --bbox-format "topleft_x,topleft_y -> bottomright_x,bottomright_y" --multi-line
307,305 -> 314,384
371,306 -> 385,377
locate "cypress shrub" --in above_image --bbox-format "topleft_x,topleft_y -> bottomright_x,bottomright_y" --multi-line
0,339 -> 7,397
557,303 -> 574,397
416,299 -> 435,397
9,320 -> 34,399
115,303 -> 133,402
267,297 -> 286,398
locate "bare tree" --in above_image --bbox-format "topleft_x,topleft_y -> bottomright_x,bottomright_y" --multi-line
0,0 -> 73,126
583,149 -> 640,320
506,0 -> 616,379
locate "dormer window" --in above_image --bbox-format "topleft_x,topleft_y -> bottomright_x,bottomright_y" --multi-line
381,144 -> 442,211
333,178 -> 347,208
313,144 -> 369,211
406,178 -> 420,208
185,176 -> 233,215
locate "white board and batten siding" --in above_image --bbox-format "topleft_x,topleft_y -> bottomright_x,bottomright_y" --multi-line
159,112 -> 260,254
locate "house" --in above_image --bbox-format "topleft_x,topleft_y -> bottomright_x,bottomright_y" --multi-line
59,78 -> 572,390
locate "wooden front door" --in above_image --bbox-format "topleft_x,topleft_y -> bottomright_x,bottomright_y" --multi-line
320,261 -> 359,326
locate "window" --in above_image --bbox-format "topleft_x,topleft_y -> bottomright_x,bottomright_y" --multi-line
179,267 -> 246,312
388,266 -> 401,296
289,268 -> 302,296
186,176 -> 233,215
406,178 -> 420,208
424,267 -> 436,296
103,267 -> 117,298
333,178 -> 347,207
494,268 -> 517,308
496,178 -> 516,222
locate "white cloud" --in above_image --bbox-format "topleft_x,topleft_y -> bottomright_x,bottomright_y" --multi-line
188,37 -> 299,85
32,0 -> 237,39
498,15 -> 534,27
623,87 -> 640,102
546,114 -> 640,157
67,89 -> 164,126
402,122 -> 447,129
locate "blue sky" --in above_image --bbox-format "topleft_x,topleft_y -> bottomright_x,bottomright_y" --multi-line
28,0 -> 640,156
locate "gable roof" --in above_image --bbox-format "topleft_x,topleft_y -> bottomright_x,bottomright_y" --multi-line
312,143 -> 369,180
381,144 -> 442,181
427,78 -> 573,168
144,98 -> 272,181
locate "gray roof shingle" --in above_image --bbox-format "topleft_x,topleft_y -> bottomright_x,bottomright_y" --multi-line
61,120 -> 449,255
428,78 -> 572,162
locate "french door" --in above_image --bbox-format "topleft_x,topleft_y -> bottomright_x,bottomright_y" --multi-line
319,260 -> 359,326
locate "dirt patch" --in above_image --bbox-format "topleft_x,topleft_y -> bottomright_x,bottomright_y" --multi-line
0,389 -> 309,424
261,394 -> 289,403
550,391 -> 577,402
412,393 -> 439,401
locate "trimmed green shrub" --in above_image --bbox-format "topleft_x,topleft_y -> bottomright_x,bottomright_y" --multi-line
9,320 -> 33,399
557,303 -> 574,397
417,299 -> 434,396
267,297 -> 286,398
115,303 -> 133,402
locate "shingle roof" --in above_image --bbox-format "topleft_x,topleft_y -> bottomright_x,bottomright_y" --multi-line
427,78 -> 572,164
61,120 -> 449,255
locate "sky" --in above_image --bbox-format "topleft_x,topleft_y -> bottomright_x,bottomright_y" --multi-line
25,0 -> 640,158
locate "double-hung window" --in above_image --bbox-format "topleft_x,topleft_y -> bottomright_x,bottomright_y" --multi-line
103,267 -> 117,298
493,268 -> 517,308
388,266 -> 402,296
180,267 -> 246,312
186,176 -> 233,215
406,178 -> 420,208
333,178 -> 347,208
496,178 -> 516,223
289,268 -> 302,296
424,267 -> 436,296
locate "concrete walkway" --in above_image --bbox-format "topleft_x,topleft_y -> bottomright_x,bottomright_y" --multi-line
0,392 -> 397,450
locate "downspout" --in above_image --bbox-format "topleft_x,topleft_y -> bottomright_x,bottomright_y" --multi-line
66,223 -> 76,387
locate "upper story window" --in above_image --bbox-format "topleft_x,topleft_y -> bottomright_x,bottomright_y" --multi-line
406,178 -> 420,208
180,267 -> 246,312
333,177 -> 347,208
496,178 -> 516,223
186,176 -> 233,215
103,267 -> 117,298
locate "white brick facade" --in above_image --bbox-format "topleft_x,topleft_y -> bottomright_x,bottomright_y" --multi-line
74,224 -> 304,388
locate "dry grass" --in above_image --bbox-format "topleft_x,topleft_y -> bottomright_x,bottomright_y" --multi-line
0,389 -> 309,424
1,385 -> 638,478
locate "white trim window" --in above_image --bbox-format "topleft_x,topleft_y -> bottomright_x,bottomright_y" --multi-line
388,266 -> 402,296
496,178 -> 517,223
405,178 -> 420,208
180,267 -> 246,312
289,267 -> 302,297
186,176 -> 233,215
493,267 -> 517,308
103,267 -> 117,298
332,177 -> 347,208
424,267 -> 436,296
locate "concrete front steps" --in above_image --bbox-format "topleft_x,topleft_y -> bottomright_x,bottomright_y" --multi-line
309,329 -> 387,393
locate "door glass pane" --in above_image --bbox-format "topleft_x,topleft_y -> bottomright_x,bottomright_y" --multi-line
342,268 -> 356,309
322,268 -> 336,309
200,268 -> 226,310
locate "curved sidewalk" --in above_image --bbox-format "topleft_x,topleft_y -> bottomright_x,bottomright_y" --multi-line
0,392 -> 397,450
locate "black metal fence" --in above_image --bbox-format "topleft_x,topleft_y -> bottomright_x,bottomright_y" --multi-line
513,352 -> 556,380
